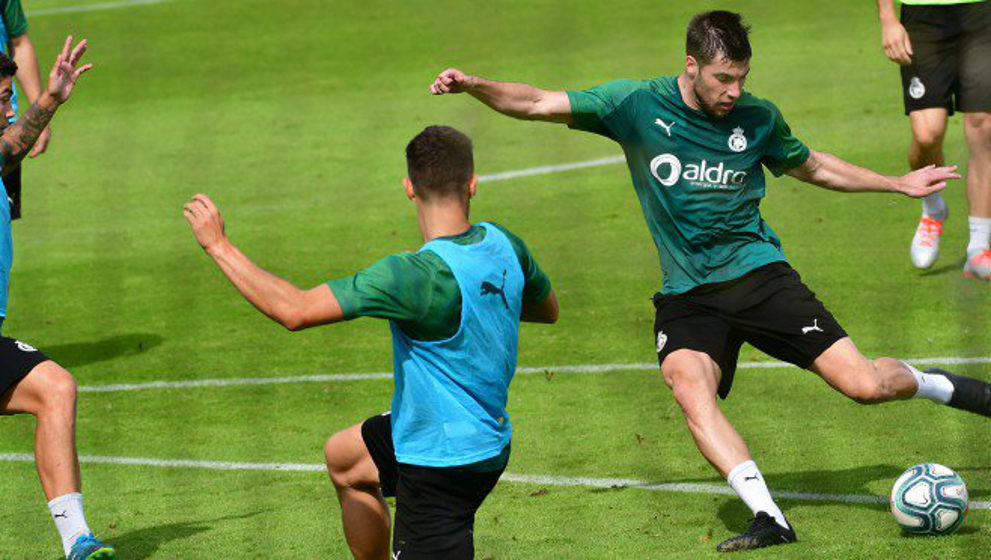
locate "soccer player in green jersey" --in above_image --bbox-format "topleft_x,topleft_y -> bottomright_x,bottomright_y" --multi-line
429,10 -> 991,552
186,126 -> 558,559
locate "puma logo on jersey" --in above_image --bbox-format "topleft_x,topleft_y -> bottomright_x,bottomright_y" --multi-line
802,319 -> 824,334
481,270 -> 509,310
654,118 -> 675,136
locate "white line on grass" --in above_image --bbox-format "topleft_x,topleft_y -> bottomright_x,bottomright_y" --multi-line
478,155 -> 625,182
76,356 -> 991,394
0,452 -> 986,510
28,0 -> 169,17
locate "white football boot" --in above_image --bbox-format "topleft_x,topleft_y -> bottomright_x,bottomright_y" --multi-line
963,249 -> 991,281
910,216 -> 945,269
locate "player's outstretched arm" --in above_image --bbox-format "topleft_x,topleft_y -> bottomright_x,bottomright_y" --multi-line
787,150 -> 960,198
430,68 -> 572,123
183,194 -> 344,331
521,289 -> 559,324
0,36 -> 90,176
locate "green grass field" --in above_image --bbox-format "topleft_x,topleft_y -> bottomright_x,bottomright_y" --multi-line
1,0 -> 988,557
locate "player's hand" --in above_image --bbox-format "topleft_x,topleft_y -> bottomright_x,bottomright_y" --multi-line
430,68 -> 474,95
183,194 -> 228,253
881,21 -> 913,65
897,165 -> 960,198
46,36 -> 92,104
28,126 -> 52,158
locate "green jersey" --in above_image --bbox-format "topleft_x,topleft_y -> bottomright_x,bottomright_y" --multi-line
327,223 -> 551,341
567,76 -> 810,294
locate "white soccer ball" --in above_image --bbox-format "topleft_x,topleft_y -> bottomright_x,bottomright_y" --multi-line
890,463 -> 969,535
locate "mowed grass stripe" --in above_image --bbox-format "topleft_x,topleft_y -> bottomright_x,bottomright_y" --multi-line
3,452 -> 986,510
75,356 -> 991,393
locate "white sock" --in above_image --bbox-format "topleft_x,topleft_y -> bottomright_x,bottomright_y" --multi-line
727,460 -> 789,530
907,363 -> 954,404
922,192 -> 947,221
967,216 -> 991,254
47,492 -> 91,557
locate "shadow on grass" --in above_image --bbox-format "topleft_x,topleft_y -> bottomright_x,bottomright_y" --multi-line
918,257 -> 967,277
103,510 -> 266,560
42,333 -> 164,368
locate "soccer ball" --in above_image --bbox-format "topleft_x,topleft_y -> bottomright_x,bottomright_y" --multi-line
890,463 -> 968,535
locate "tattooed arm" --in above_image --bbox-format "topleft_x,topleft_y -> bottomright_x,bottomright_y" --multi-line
0,36 -> 91,176
0,95 -> 58,176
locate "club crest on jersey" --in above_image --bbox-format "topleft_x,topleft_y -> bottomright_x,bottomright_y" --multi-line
728,127 -> 747,152
909,76 -> 925,100
15,341 -> 38,352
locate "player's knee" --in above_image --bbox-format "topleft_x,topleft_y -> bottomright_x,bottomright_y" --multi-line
912,127 -> 945,152
964,113 -> 991,138
324,432 -> 359,487
37,363 -> 77,412
843,362 -> 897,405
661,354 -> 714,406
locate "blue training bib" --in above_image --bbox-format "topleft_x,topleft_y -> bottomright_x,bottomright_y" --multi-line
389,222 -> 524,467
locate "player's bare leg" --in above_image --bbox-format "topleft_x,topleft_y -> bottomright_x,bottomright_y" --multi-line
963,112 -> 991,280
0,360 -> 113,559
908,108 -> 949,269
661,349 -> 795,552
661,350 -> 748,476
0,361 -> 81,499
812,337 -> 990,416
325,425 -> 391,560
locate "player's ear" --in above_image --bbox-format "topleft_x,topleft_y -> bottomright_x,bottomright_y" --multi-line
685,55 -> 698,79
467,174 -> 477,200
403,177 -> 416,201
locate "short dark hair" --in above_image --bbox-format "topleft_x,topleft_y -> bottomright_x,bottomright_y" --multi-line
0,51 -> 17,79
686,11 -> 752,65
405,125 -> 474,201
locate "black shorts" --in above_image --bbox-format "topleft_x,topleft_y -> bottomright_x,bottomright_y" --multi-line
652,262 -> 847,399
900,2 -> 991,115
360,413 -> 506,560
4,165 -> 21,220
0,336 -> 49,396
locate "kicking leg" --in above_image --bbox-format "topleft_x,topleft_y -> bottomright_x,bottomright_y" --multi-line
812,337 -> 989,416
1,359 -> 113,559
661,349 -> 795,552
325,424 -> 391,560
908,108 -> 950,269
963,112 -> 991,280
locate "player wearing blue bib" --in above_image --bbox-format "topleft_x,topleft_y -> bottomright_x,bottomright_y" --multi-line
185,126 -> 558,560
0,41 -> 113,560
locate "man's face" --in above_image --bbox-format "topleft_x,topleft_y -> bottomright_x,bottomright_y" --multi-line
686,54 -> 750,118
0,77 -> 13,132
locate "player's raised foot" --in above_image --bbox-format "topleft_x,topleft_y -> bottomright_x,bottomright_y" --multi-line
962,249 -> 991,281
68,534 -> 115,560
910,216 -> 945,269
926,368 -> 991,417
716,512 -> 796,553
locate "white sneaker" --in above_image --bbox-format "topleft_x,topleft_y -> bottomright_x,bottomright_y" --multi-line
963,249 -> 991,281
910,216 -> 945,269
